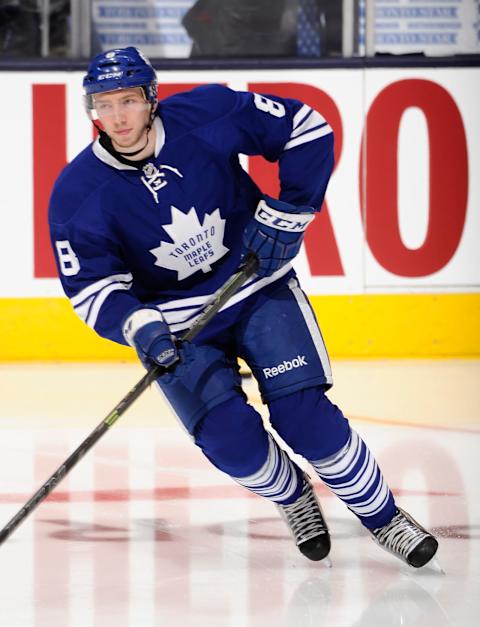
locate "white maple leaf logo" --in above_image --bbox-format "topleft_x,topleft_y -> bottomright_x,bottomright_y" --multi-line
150,206 -> 230,280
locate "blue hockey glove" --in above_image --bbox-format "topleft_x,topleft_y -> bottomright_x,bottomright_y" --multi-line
123,306 -> 178,369
159,341 -> 196,385
242,195 -> 315,278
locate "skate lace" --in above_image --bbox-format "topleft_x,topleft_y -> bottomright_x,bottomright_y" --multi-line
373,511 -> 426,558
280,482 -> 327,544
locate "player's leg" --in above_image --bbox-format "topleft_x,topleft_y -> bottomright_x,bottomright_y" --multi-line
155,339 -> 330,560
237,277 -> 438,568
269,387 -> 395,528
194,396 -> 330,561
269,387 -> 438,567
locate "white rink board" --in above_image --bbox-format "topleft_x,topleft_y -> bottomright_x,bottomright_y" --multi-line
0,67 -> 478,297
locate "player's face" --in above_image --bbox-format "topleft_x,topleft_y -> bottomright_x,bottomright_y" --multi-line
93,88 -> 152,150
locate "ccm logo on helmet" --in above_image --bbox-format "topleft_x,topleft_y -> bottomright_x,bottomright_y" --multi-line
98,72 -> 122,80
263,355 -> 308,379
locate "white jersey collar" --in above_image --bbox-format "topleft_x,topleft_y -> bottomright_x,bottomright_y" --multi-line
92,116 -> 165,170
153,115 -> 165,157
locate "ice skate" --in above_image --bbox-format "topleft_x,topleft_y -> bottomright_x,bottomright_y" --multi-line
370,507 -> 438,568
277,474 -> 331,562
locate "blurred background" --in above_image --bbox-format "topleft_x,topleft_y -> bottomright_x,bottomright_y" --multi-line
1,0 -> 479,59
0,1 -> 479,361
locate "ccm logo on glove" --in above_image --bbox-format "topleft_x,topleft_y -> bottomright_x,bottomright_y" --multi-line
255,199 -> 314,232
242,195 -> 316,278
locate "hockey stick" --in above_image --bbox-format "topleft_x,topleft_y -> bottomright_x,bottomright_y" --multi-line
0,252 -> 259,545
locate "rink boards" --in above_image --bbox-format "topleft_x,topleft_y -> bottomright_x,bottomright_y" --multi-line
0,67 -> 478,358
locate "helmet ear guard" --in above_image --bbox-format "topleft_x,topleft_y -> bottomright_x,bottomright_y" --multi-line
142,83 -> 158,110
83,93 -> 98,120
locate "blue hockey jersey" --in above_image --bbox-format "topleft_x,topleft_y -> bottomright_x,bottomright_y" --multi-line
49,84 -> 334,346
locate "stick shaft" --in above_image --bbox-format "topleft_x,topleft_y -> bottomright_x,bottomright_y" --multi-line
0,253 -> 258,545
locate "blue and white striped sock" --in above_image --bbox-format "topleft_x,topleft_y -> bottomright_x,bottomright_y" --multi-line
311,429 -> 396,529
232,435 -> 303,505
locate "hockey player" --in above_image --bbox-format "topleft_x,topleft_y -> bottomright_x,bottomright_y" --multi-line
49,47 -> 438,568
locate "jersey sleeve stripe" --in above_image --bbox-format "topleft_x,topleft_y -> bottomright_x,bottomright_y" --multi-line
72,276 -> 133,327
73,281 -> 132,325
292,104 -> 312,130
85,282 -> 133,328
283,124 -> 333,152
70,273 -> 133,307
74,295 -> 95,323
289,121 -> 329,143
74,264 -> 292,333
290,110 -> 327,139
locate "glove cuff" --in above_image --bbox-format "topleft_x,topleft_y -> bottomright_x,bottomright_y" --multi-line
255,199 -> 315,233
123,306 -> 166,346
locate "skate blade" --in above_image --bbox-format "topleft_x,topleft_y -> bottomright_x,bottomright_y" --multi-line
408,556 -> 445,574
322,556 -> 333,569
426,557 -> 445,575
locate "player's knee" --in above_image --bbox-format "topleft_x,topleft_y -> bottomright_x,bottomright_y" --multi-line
194,396 -> 269,476
269,386 -> 350,460
156,343 -> 242,434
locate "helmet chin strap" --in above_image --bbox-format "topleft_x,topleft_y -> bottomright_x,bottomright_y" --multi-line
117,102 -> 156,157
116,122 -> 151,157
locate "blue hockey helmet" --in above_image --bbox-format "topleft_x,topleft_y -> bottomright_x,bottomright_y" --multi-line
83,47 -> 158,109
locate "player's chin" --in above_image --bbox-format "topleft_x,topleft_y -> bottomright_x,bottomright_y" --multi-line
112,131 -> 134,145
114,138 -> 141,151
